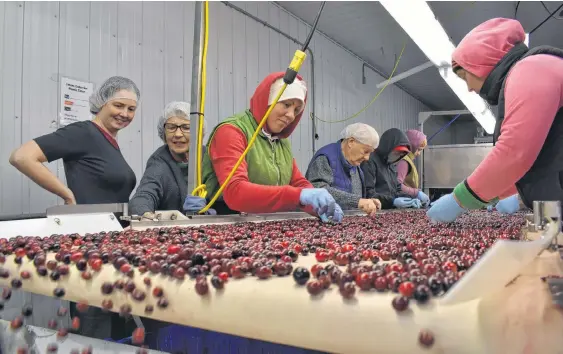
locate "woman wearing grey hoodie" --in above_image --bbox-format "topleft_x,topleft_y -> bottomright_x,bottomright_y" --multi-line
129,101 -> 206,218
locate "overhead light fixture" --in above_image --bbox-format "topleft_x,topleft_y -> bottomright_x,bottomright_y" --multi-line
380,0 -> 497,134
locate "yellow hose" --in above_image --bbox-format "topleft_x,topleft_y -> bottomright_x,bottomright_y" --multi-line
192,1 -> 209,199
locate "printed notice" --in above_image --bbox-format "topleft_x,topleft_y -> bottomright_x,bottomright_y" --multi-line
60,77 -> 94,127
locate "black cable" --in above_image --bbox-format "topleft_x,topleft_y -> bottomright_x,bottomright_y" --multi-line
541,1 -> 563,20
301,1 -> 326,52
530,2 -> 563,34
514,1 -> 520,19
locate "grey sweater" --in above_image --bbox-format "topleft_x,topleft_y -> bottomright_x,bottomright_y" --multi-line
306,155 -> 363,209
129,145 -> 192,215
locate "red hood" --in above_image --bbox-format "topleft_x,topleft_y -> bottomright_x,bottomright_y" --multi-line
249,72 -> 307,139
452,18 -> 526,79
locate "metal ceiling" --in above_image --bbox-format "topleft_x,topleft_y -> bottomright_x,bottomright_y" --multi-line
276,1 -> 563,112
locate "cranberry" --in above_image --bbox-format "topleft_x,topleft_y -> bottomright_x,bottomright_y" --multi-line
46,343 -> 58,353
76,301 -> 89,313
11,315 -> 24,329
398,281 -> 415,298
21,304 -> 33,317
20,271 -> 31,279
374,277 -> 388,292
143,277 -> 151,286
101,282 -> 114,295
306,280 -> 323,295
11,278 -> 23,289
119,304 -> 132,317
339,282 -> 356,299
124,281 -> 136,293
255,266 -> 272,280
57,307 -> 68,316
70,252 -> 83,263
157,297 -> 169,308
152,286 -> 164,297
195,280 -> 209,295
49,271 -> 60,281
36,266 -> 48,277
173,267 -> 186,280
355,273 -> 372,291
90,259 -> 102,271
48,319 -> 58,329
292,267 -> 310,285
57,328 -> 69,338
132,289 -> 146,301
418,329 -> 435,347
102,299 -> 113,310
144,304 -> 154,314
81,271 -> 92,280
413,285 -> 431,304
392,295 -> 410,312
71,317 -> 80,330
211,276 -> 224,289
53,287 -> 65,298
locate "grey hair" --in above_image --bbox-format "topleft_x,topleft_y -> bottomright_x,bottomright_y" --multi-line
157,101 -> 206,142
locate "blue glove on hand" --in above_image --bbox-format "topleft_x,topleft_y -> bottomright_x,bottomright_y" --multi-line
426,193 -> 465,223
411,199 -> 423,209
417,191 -> 430,206
319,203 -> 344,223
183,196 -> 217,215
487,204 -> 494,212
300,189 -> 342,223
393,197 -> 416,209
495,194 -> 520,214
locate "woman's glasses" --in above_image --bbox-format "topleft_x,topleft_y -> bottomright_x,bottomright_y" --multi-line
164,123 -> 190,133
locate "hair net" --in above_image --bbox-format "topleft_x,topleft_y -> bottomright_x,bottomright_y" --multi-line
341,123 -> 380,149
89,76 -> 140,114
157,101 -> 206,142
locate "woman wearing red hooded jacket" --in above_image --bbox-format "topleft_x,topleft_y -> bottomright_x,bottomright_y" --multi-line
428,18 -> 563,223
200,72 -> 343,222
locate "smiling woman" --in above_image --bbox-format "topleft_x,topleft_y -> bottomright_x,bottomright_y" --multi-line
8,76 -> 141,340
129,101 -> 207,219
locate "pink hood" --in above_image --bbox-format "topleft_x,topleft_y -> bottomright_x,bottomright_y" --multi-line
406,130 -> 426,151
452,18 -> 526,78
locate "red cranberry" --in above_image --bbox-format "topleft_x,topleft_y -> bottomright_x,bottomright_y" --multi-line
76,301 -> 89,313
152,287 -> 164,297
306,280 -> 323,296
211,276 -> 224,289
374,277 -> 388,292
392,295 -> 410,312
143,277 -> 151,286
144,304 -> 154,314
398,281 -> 415,298
48,319 -> 58,329
339,282 -> 356,299
57,307 -> 68,316
418,329 -> 435,347
101,282 -> 113,295
255,266 -> 272,280
132,289 -> 146,301
102,299 -> 113,310
132,327 -> 145,344
71,317 -> 80,330
195,280 -> 209,295
20,271 -> 31,279
57,328 -> 69,338
120,304 -> 132,316
81,271 -> 92,280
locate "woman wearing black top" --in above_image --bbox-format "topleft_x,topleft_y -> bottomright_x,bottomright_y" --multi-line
9,76 -> 140,340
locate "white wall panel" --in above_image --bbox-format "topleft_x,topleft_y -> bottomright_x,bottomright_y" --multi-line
0,1 -> 428,217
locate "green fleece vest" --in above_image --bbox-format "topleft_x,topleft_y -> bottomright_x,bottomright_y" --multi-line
402,153 -> 419,189
202,110 -> 294,199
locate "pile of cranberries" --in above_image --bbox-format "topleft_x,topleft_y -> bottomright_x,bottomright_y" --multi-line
0,210 -> 524,351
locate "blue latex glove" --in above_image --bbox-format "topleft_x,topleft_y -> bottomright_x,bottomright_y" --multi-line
417,191 -> 430,206
183,196 -> 217,215
487,204 -> 494,212
426,194 -> 465,223
411,199 -> 422,209
393,197 -> 416,209
300,189 -> 342,223
495,194 -> 520,214
320,203 -> 344,223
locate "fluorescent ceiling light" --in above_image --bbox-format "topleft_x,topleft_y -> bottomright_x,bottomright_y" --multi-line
380,0 -> 496,134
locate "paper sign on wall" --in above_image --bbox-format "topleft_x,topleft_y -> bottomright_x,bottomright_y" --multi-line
59,77 -> 94,127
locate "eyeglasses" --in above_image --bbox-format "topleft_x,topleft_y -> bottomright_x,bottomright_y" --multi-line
164,123 -> 190,133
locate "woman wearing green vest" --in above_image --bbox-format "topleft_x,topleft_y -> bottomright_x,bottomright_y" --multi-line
396,129 -> 430,206
200,72 -> 343,222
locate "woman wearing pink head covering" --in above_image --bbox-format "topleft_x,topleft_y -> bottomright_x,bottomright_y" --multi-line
396,130 -> 429,204
428,18 -> 563,223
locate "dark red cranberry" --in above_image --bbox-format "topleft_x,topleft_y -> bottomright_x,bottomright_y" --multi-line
292,267 -> 310,285
0,268 -> 9,278
53,287 -> 65,297
374,276 -> 388,292
124,281 -> 136,293
81,271 -> 92,280
256,266 -> 272,279
306,280 -> 323,296
49,271 -> 60,281
339,282 -> 356,299
392,296 -> 410,312
119,304 -> 132,317
101,282 -> 113,295
195,280 -> 209,296
418,329 -> 435,347
46,343 -> 58,352
76,302 -> 89,313
46,260 -> 57,270
156,297 -> 169,308
211,276 -> 224,289
48,319 -> 58,329
102,299 -> 113,310
143,277 -> 151,286
413,285 -> 431,304
11,278 -> 23,289
36,266 -> 48,277
21,304 -> 33,317
132,289 -> 146,301
14,256 -> 23,264
76,260 -> 87,271
20,271 -> 31,279
173,267 -> 186,280
57,328 -> 69,338
144,304 -> 154,314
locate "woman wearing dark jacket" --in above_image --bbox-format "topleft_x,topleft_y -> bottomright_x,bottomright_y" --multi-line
129,101 -> 206,218
361,128 -> 421,209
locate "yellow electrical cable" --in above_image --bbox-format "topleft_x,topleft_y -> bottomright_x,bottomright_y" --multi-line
197,50 -> 307,214
314,40 -> 406,124
192,1 -> 210,199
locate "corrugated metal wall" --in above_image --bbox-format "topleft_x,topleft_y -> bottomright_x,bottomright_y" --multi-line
0,1 -> 428,217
